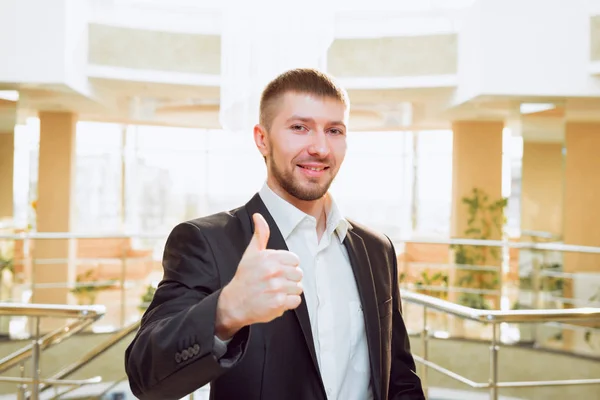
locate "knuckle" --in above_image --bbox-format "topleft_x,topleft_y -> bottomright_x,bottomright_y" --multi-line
274,293 -> 286,308
263,263 -> 279,277
267,279 -> 281,291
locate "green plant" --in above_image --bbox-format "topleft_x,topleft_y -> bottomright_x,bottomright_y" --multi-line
0,255 -> 13,275
0,238 -> 14,275
414,270 -> 449,299
451,187 -> 508,309
70,269 -> 116,305
519,262 -> 564,293
398,272 -> 406,284
139,284 -> 157,311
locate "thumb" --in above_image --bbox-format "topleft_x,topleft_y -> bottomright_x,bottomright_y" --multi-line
248,213 -> 270,252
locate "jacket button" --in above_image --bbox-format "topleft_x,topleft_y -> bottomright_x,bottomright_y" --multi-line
175,352 -> 182,363
188,346 -> 195,356
192,344 -> 200,355
182,349 -> 189,360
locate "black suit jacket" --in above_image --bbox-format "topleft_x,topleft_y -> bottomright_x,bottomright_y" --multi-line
125,194 -> 424,400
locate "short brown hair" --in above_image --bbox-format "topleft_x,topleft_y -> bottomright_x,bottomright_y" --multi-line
259,68 -> 349,131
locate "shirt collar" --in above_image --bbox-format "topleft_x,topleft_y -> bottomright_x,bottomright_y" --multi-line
258,182 -> 351,242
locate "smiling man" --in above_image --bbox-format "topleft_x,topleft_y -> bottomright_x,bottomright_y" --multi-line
125,68 -> 424,400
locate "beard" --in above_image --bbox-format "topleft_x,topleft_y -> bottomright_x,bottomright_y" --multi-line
268,155 -> 335,201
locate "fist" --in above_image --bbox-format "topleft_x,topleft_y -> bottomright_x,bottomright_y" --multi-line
217,213 -> 303,335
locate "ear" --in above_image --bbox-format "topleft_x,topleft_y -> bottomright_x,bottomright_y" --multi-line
253,124 -> 269,158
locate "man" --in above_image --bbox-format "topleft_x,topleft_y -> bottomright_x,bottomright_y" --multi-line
125,68 -> 424,400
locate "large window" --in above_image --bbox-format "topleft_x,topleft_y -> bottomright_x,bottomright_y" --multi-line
331,131 -> 414,240
413,130 -> 453,238
11,120 -> 464,240
76,122 -> 123,232
12,118 -> 39,230
503,129 -> 523,238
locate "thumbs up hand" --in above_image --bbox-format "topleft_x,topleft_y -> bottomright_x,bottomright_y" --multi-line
215,213 -> 303,339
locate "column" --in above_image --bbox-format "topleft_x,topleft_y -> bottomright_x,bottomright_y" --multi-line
562,122 -> 600,350
563,123 -> 600,273
450,120 -> 504,310
0,101 -> 16,222
450,121 -> 504,238
0,102 -> 16,334
32,112 -> 77,316
520,141 -> 564,237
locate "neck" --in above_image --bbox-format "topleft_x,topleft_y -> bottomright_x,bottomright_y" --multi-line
266,180 -> 329,235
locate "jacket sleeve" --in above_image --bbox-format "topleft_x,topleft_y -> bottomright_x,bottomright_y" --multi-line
124,222 -> 250,400
387,239 -> 426,400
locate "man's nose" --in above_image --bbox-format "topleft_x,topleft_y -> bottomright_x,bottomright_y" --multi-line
307,130 -> 330,156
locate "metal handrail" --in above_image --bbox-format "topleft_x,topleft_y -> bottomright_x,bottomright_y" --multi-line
0,303 -> 106,400
0,318 -> 99,374
402,290 -> 600,400
400,290 -> 600,323
3,231 -> 600,254
0,303 -> 105,319
38,319 -> 140,394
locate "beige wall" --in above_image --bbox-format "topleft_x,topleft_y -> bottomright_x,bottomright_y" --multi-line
0,133 -> 14,220
88,24 -> 221,74
88,23 -> 458,79
450,121 -> 504,238
563,122 -> 600,274
591,15 -> 600,61
328,34 -> 457,77
521,142 -> 564,236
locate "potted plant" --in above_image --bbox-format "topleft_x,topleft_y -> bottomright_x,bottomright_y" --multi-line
138,283 -> 157,313
414,270 -> 450,331
70,269 -> 117,305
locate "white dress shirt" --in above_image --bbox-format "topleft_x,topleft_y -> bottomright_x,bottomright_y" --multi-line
259,183 -> 373,400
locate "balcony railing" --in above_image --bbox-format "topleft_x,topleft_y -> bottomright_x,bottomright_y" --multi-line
0,227 -> 599,399
0,231 -> 599,356
401,290 -> 600,400
0,303 -> 105,400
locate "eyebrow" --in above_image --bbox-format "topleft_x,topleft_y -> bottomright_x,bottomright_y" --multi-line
286,116 -> 347,129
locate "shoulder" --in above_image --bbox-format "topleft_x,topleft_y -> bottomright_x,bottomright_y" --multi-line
346,218 -> 394,251
169,205 -> 246,240
185,207 -> 241,230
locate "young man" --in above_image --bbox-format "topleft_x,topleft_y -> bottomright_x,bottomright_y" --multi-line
125,68 -> 424,400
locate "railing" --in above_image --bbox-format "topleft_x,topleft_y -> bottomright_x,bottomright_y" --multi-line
393,236 -> 600,358
0,231 -> 599,354
0,303 -> 105,400
0,232 -> 600,333
401,290 -> 600,400
0,229 -> 599,398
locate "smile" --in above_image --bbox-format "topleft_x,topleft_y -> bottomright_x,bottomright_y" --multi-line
299,166 -> 327,171
297,164 -> 330,177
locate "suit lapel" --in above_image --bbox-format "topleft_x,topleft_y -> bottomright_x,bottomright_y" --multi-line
241,194 -> 325,390
344,229 -> 382,400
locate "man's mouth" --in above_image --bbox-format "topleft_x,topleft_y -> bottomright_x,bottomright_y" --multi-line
298,165 -> 328,171
297,164 -> 330,177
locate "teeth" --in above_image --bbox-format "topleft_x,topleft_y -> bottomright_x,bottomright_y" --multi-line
303,166 -> 323,171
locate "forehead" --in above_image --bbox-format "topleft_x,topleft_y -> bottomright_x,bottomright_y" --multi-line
273,92 -> 348,124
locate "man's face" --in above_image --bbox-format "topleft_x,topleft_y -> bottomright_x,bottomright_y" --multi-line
255,92 -> 348,202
